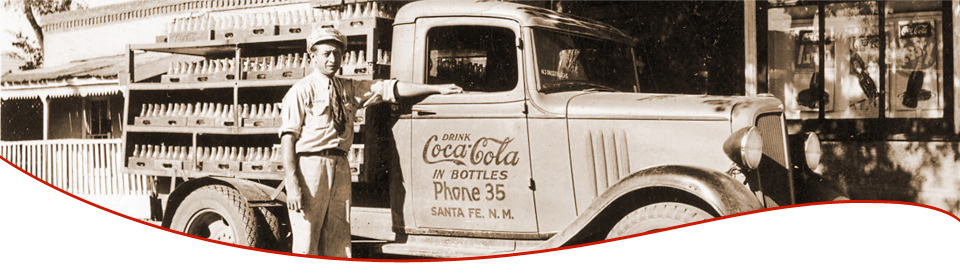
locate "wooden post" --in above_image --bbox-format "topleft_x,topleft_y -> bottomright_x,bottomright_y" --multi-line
41,95 -> 49,140
954,0 -> 960,134
744,0 -> 757,97
81,97 -> 87,139
0,97 -> 4,140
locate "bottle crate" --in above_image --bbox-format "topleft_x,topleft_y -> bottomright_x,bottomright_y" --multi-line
162,71 -> 238,83
127,157 -> 154,169
279,24 -> 313,36
137,116 -> 187,127
239,103 -> 281,128
168,30 -> 214,43
134,103 -> 240,128
241,161 -> 285,173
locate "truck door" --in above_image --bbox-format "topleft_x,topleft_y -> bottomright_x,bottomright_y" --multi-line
408,18 -> 538,233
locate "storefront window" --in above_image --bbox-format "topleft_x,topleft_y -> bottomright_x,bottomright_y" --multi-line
766,1 -> 945,121
887,1 -> 943,118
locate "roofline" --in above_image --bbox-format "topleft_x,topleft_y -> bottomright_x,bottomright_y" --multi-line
41,0 -> 309,33
0,74 -> 120,87
0,78 -> 121,100
1,77 -> 118,90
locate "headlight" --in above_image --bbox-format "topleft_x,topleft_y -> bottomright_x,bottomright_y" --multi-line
803,132 -> 821,170
723,127 -> 764,170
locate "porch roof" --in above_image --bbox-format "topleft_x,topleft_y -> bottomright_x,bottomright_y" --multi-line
0,78 -> 121,100
1,52 -> 199,100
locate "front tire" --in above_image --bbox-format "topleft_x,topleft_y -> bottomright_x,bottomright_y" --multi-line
170,185 -> 264,247
606,202 -> 715,239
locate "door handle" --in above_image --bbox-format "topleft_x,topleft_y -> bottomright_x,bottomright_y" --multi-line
411,107 -> 436,116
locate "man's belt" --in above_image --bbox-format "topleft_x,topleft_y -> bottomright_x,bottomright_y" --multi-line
298,148 -> 348,157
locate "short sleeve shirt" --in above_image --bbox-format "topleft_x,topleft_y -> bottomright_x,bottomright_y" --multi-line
279,71 -> 398,153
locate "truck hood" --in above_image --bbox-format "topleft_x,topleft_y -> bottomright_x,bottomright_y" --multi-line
564,92 -> 783,128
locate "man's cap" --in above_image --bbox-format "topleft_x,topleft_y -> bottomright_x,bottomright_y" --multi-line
307,27 -> 346,49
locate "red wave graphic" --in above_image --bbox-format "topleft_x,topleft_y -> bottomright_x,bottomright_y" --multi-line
0,159 -> 960,263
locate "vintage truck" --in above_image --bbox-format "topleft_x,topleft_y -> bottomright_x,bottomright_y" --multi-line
123,0 -> 827,258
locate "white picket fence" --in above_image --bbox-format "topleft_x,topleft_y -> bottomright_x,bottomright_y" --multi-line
0,139 -> 154,196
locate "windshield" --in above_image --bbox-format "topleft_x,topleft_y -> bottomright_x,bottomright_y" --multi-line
534,28 -> 637,93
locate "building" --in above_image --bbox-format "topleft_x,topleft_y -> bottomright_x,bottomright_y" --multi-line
1,0 -> 316,219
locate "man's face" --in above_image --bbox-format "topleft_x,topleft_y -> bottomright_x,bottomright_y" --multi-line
310,41 -> 343,76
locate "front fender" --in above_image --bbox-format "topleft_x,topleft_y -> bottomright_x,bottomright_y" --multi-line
160,177 -> 283,228
618,165 -> 763,215
533,165 -> 762,249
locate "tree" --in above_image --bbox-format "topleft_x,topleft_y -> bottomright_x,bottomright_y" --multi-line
6,31 -> 42,70
3,0 -> 82,70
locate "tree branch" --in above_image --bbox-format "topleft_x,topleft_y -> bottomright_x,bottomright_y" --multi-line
23,0 -> 44,55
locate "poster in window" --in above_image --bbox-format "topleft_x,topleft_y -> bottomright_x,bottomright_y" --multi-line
890,20 -> 941,116
793,30 -> 835,113
841,30 -> 884,117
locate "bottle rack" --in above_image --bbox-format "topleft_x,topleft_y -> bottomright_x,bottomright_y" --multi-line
159,2 -> 396,44
124,3 -> 396,183
337,15 -> 392,80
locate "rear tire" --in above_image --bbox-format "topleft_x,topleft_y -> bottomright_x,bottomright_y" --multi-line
170,185 -> 263,247
259,206 -> 291,252
606,202 -> 715,239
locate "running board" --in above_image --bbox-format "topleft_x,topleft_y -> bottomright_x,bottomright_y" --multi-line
378,235 -> 518,258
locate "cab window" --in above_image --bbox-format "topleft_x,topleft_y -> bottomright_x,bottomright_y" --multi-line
426,26 -> 518,92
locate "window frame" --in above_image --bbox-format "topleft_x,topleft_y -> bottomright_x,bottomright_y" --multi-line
84,96 -> 113,139
413,17 -> 525,105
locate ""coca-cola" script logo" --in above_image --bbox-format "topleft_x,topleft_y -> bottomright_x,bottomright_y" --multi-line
422,135 -> 520,166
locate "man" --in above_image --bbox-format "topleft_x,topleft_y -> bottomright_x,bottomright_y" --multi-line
279,27 -> 462,257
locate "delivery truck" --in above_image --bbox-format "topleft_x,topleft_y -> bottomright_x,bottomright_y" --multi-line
120,0 -> 829,257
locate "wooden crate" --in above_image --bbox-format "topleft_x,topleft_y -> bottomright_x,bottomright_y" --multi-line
217,117 -> 237,127
241,161 -> 284,173
162,72 -> 237,84
213,28 -> 245,41
153,160 -> 184,171
241,117 -> 278,128
245,26 -> 278,38
187,116 -> 216,127
168,30 -> 213,43
134,116 -> 186,127
279,24 -> 312,36
243,68 -> 305,81
200,160 -> 240,174
127,157 -> 153,169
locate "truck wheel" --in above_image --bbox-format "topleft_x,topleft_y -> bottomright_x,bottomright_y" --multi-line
170,185 -> 263,247
259,207 -> 291,252
606,202 -> 714,239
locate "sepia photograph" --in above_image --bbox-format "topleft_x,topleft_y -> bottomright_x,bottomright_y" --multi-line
1,0 -> 959,268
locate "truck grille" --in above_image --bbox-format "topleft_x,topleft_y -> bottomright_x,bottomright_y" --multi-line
756,114 -> 787,167
755,113 -> 794,205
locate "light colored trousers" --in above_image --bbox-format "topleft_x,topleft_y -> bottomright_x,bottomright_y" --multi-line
288,155 -> 351,257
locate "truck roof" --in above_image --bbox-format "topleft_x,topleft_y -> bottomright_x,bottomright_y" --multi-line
394,0 -> 635,45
